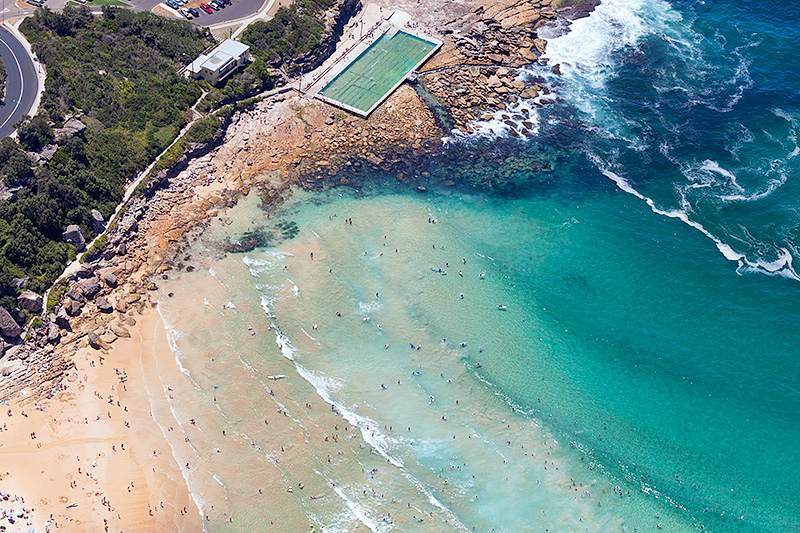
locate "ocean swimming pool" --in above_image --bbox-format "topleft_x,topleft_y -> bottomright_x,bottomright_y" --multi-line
318,30 -> 439,116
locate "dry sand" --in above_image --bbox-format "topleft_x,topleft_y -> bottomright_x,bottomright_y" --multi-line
1,308 -> 199,531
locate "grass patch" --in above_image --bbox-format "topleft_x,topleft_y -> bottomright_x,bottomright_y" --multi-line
46,279 -> 68,314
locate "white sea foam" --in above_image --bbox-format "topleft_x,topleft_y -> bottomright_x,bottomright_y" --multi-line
591,154 -> 800,280
332,486 -> 380,532
358,300 -> 382,314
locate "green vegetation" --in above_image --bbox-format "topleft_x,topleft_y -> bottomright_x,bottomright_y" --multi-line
46,279 -> 68,314
82,233 -> 107,262
0,7 -> 213,314
196,57 -> 273,113
0,58 -> 6,105
241,0 -> 336,76
134,107 -> 233,197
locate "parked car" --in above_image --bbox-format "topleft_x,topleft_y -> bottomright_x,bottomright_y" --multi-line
165,0 -> 179,9
188,7 -> 200,16
210,0 -> 223,8
180,7 -> 192,18
199,3 -> 213,13
27,0 -> 44,6
207,1 -> 219,10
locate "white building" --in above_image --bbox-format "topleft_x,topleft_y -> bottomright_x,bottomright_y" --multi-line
187,39 -> 250,84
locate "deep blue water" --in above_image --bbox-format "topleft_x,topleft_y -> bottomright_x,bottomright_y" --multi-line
444,0 -> 800,529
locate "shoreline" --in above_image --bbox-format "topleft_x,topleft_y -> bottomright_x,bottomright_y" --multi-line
0,0 -> 594,529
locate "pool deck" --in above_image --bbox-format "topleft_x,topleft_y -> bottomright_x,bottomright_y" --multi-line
299,6 -> 441,118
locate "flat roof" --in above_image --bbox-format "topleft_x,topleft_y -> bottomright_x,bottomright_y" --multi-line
187,39 -> 249,74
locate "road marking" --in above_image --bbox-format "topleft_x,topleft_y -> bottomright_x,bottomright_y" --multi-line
0,32 -> 26,132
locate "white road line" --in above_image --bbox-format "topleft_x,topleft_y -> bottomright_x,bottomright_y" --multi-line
0,34 -> 25,131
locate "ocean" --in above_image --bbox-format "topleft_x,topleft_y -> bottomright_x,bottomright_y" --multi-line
149,0 -> 800,530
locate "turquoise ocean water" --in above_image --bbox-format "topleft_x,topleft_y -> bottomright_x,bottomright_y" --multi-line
153,0 -> 800,530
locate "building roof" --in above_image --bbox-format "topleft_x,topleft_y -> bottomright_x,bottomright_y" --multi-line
187,39 -> 249,74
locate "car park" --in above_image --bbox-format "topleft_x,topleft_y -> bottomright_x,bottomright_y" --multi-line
199,3 -> 213,13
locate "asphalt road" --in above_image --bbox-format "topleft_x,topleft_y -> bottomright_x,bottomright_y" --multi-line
0,25 -> 37,139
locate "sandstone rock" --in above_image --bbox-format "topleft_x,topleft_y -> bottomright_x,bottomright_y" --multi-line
117,243 -> 128,256
487,75 -> 503,88
95,296 -> 113,313
496,67 -> 510,77
0,307 -> 22,339
102,272 -> 118,288
55,308 -> 71,330
6,345 -> 24,360
66,299 -> 82,317
519,47 -> 537,61
47,322 -> 61,344
91,209 -> 105,234
17,290 -> 43,313
100,332 -> 118,344
533,38 -> 547,55
88,331 -> 105,350
66,285 -> 85,303
62,225 -> 86,251
119,315 -> 137,327
112,325 -> 131,338
76,265 -> 94,279
147,282 -> 158,291
82,277 -> 101,300
115,299 -> 129,313
53,116 -> 86,141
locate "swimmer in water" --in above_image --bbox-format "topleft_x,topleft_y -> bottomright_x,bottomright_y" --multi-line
384,344 -> 390,349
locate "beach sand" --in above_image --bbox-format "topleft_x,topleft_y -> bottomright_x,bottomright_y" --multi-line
1,308 -> 200,532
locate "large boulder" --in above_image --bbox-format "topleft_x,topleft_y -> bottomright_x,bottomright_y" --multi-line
95,296 -> 113,313
55,308 -> 71,330
47,322 -> 61,344
101,272 -> 118,288
0,307 -> 22,339
65,298 -> 82,317
17,290 -> 43,313
76,265 -> 94,279
87,331 -> 106,350
62,225 -> 86,251
91,210 -> 105,234
66,284 -> 85,303
81,277 -> 101,300
53,116 -> 86,141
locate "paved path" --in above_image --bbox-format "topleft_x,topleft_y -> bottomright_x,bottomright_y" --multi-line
0,24 -> 37,138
